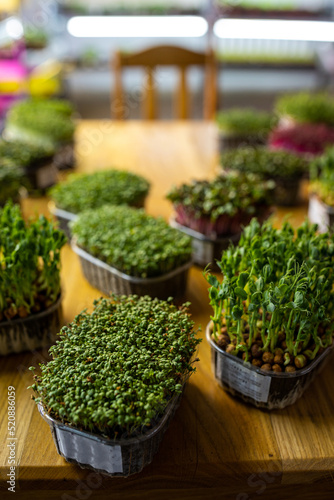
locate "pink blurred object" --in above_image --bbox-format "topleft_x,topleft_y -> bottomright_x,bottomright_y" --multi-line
174,204 -> 271,238
0,59 -> 27,80
0,60 -> 27,118
269,123 -> 334,156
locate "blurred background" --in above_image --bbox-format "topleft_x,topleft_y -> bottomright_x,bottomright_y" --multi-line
1,0 -> 334,122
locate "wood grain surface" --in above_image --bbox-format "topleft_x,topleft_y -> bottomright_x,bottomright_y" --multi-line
1,121 -> 333,500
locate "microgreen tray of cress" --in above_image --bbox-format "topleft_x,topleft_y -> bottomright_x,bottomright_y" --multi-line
71,205 -> 192,278
205,218 -> 334,372
6,98 -> 75,146
30,295 -> 201,438
49,170 -> 150,214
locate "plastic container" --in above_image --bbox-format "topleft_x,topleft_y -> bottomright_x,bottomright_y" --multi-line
206,323 -> 334,409
72,241 -> 192,299
38,390 -> 182,477
308,194 -> 334,233
170,217 -> 240,269
0,297 -> 62,356
273,176 -> 302,206
219,133 -> 266,152
48,202 -> 77,240
53,142 -> 75,171
25,160 -> 58,191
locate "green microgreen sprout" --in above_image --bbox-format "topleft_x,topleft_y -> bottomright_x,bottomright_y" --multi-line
29,294 -> 201,438
205,218 -> 334,372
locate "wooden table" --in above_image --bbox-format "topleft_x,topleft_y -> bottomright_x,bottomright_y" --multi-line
1,121 -> 333,500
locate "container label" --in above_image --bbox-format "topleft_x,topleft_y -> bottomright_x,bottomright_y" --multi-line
308,196 -> 330,233
192,238 -> 213,265
55,427 -> 123,474
216,354 -> 271,403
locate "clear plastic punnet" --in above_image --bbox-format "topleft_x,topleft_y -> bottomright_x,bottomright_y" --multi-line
206,323 -> 334,410
71,240 -> 192,300
39,390 -> 183,477
0,296 -> 62,356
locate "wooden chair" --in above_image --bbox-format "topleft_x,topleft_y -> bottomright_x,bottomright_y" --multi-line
111,45 -> 217,120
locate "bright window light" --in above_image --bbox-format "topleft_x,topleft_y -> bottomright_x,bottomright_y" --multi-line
5,17 -> 23,39
67,16 -> 208,38
214,19 -> 334,42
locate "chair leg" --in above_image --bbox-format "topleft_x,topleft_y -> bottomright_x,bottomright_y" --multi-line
178,67 -> 188,120
144,68 -> 156,120
112,51 -> 125,119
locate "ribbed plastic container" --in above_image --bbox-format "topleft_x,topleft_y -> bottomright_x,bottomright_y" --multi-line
219,133 -> 266,152
25,160 -> 58,191
72,241 -> 192,299
170,217 -> 240,269
38,391 -> 182,477
0,297 -> 62,356
53,142 -> 75,171
48,202 -> 77,240
206,323 -> 334,409
273,176 -> 302,206
308,194 -> 334,233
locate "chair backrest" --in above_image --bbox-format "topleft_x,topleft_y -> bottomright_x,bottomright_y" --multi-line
111,45 -> 217,120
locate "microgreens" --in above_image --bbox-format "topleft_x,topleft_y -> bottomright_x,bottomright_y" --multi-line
0,139 -> 55,167
310,147 -> 334,206
0,202 -> 66,322
71,205 -> 192,278
49,170 -> 150,214
0,159 -> 26,206
29,295 -> 201,438
205,218 -> 334,371
167,171 -> 274,222
216,108 -> 276,139
221,147 -> 308,180
269,123 -> 334,156
5,98 -> 75,147
275,92 -> 334,127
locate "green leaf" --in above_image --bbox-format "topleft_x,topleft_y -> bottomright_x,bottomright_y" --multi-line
235,287 -> 248,301
267,302 -> 275,313
232,305 -> 243,320
237,272 -> 249,289
207,275 -> 220,289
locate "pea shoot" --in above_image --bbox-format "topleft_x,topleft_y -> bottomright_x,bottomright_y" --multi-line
0,202 -> 66,322
205,218 -> 334,372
